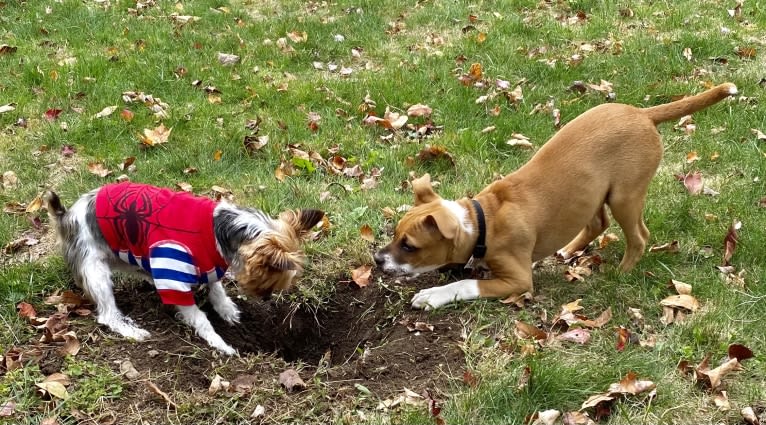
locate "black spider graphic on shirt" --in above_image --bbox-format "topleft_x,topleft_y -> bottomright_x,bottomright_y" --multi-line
96,185 -> 199,248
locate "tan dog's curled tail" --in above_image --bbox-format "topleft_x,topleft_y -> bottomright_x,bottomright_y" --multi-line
642,83 -> 737,124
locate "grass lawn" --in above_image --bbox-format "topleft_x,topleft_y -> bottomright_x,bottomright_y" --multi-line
1,0 -> 765,424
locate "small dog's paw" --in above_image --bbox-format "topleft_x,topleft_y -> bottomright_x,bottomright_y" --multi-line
217,343 -> 237,356
122,326 -> 151,341
215,300 -> 241,324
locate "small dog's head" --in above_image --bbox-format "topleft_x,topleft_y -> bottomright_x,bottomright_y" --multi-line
374,174 -> 464,276
235,209 -> 324,298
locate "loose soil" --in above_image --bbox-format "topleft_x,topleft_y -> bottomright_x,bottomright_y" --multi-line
15,273 -> 469,423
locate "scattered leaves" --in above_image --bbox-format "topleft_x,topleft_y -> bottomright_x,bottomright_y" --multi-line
138,124 -> 172,147
649,240 -> 680,253
278,369 -> 306,393
722,220 -> 741,267
350,265 -> 372,287
146,381 -> 177,409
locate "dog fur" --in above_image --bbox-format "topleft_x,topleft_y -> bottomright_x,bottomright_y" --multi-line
374,83 -> 737,310
44,185 -> 323,354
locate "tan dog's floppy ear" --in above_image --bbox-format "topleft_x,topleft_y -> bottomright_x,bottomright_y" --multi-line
279,209 -> 325,233
423,210 -> 459,239
412,173 -> 440,206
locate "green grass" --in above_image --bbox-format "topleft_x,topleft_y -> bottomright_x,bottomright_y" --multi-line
2,0 -> 765,423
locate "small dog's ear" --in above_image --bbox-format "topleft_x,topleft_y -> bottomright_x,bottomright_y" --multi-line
298,209 -> 324,232
279,209 -> 324,233
412,173 -> 440,206
423,210 -> 459,239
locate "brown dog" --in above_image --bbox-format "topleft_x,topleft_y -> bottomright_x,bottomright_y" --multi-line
374,83 -> 737,310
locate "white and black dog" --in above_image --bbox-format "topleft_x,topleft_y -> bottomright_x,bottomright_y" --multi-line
44,182 -> 323,355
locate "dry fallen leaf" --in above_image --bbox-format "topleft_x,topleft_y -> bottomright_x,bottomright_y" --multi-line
16,302 -> 37,320
556,328 -> 591,345
92,105 -> 118,119
722,220 -> 741,267
146,381 -> 177,409
120,360 -> 140,380
350,264 -> 372,287
407,103 -> 433,117
208,374 -> 230,395
2,171 -> 18,189
742,406 -> 760,425
676,171 -> 703,195
649,240 -> 680,253
278,369 -> 306,393
138,123 -> 172,147
87,162 -> 113,178
217,52 -> 240,66
359,224 -> 375,242
0,401 -> 15,417
35,381 -> 69,400
670,279 -> 692,295
660,294 -> 700,312
528,409 -> 561,425
514,320 -> 548,341
563,411 -> 596,425
507,133 -> 534,148
714,391 -> 731,411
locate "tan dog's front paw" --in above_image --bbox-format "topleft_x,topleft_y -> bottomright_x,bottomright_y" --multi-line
411,279 -> 480,310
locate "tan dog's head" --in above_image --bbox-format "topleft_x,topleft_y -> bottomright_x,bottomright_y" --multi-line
236,209 -> 324,298
374,174 -> 465,276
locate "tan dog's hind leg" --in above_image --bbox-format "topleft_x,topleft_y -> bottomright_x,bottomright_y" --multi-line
608,192 -> 650,272
557,204 -> 610,259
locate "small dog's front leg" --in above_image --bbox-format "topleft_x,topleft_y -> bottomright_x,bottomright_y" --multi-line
175,305 -> 237,355
208,281 -> 241,324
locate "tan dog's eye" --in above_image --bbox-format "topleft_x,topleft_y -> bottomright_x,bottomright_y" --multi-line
401,240 -> 417,253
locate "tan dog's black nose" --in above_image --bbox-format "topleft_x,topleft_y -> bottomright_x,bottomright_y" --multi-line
373,251 -> 385,266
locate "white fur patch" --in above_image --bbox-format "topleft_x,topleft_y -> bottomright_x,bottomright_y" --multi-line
208,281 -> 241,324
411,279 -> 480,310
377,252 -> 441,276
727,84 -> 738,95
176,305 -> 237,355
441,200 -> 473,235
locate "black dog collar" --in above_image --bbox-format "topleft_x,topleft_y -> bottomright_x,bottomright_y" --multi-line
471,199 -> 487,259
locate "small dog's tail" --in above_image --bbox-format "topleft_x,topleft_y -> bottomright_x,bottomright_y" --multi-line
43,190 -> 66,226
642,82 -> 737,124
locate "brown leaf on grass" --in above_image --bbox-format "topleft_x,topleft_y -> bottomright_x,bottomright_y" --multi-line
2,171 -> 18,190
87,162 -> 113,178
407,104 -> 432,117
742,407 -> 760,425
350,265 -> 372,287
675,171 -> 703,195
274,159 -> 296,182
120,360 -> 140,380
3,236 -> 40,254
307,111 -> 321,132
364,107 -> 409,130
615,326 -> 630,351
649,240 -> 680,253
26,195 -> 43,213
736,46 -> 756,59
213,150 -> 223,161
695,357 -> 741,390
556,328 -> 591,344
244,135 -> 268,155
35,381 -> 69,400
563,411 -> 596,425
37,313 -> 69,343
597,233 -> 619,249
217,52 -> 240,66
359,224 -> 374,242
403,321 -> 434,332
0,44 -> 18,55
59,331 -> 80,356
138,124 -> 172,147
501,291 -> 533,308
0,401 -> 15,417
279,369 -> 306,392
527,410 -> 561,425
670,279 -> 693,295
208,374 -> 230,395
119,156 -> 136,171
514,320 -> 548,341
463,370 -> 479,388
286,30 -> 307,43
607,371 -> 656,395
727,343 -> 754,362
722,220 -> 741,266
44,109 -> 63,121
416,145 -> 456,166
176,182 -> 193,193
660,294 -> 700,312
120,109 -> 134,121
230,374 -> 257,394
714,391 -> 731,411
146,381 -> 177,408
92,106 -> 118,119
16,302 -> 37,320
759,197 -> 766,208
507,133 -> 534,149
517,365 -> 531,391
